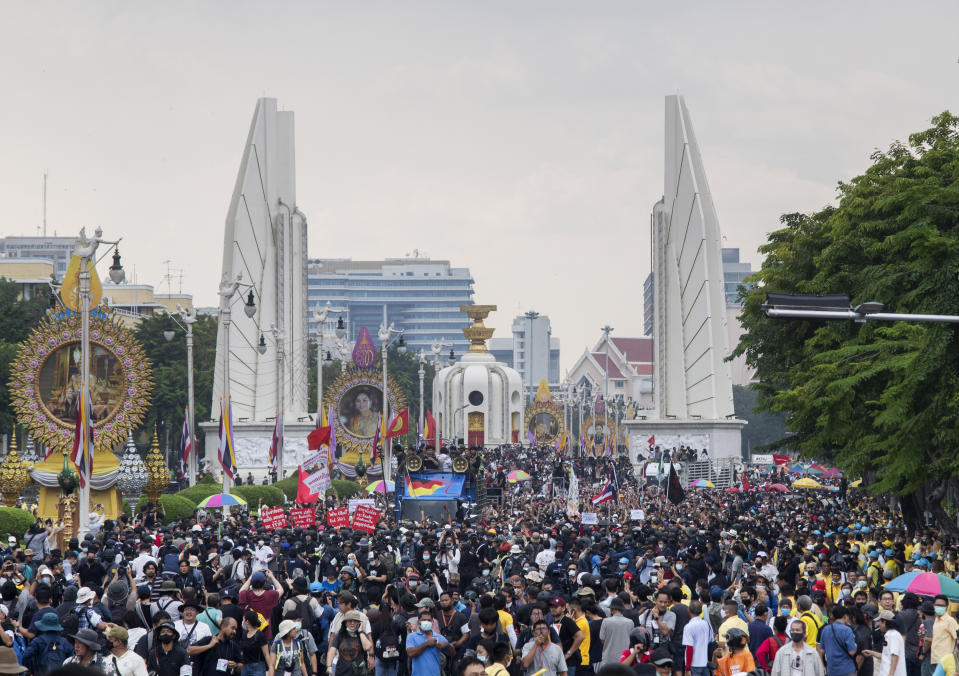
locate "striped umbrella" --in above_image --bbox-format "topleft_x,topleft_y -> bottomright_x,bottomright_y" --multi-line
197,493 -> 247,508
507,470 -> 531,483
689,479 -> 715,488
884,572 -> 959,600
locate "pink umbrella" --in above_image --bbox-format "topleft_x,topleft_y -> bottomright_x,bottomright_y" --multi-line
724,487 -> 741,493
822,468 -> 841,478
767,483 -> 790,493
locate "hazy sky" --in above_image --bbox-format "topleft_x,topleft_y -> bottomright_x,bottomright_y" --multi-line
2,2 -> 957,373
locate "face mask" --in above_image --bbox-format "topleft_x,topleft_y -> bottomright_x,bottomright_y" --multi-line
676,564 -> 683,571
619,564 -> 627,570
482,570 -> 490,577
420,620 -> 432,632
41,576 -> 51,583
478,656 -> 488,664
347,627 -> 358,634
790,633 -> 804,644
295,623 -> 302,631
568,571 -> 576,578
780,608 -> 791,616
936,607 -> 947,617
160,635 -> 175,644
423,556 -> 430,562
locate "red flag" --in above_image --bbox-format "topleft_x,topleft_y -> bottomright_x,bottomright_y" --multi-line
742,472 -> 751,492
647,435 -> 655,447
387,408 -> 409,438
296,465 -> 319,504
772,454 -> 791,465
307,426 -> 331,450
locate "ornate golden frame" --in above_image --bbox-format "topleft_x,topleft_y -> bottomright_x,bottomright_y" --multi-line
524,400 -> 565,445
9,306 -> 152,454
323,367 -> 406,462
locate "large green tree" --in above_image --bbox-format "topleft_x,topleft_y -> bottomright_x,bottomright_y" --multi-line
0,281 -> 52,436
733,112 -> 959,534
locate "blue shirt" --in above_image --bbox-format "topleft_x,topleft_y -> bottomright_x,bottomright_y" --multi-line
406,631 -> 448,676
748,619 -> 774,657
819,621 -> 857,676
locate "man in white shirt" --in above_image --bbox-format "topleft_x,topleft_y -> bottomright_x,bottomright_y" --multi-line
682,601 -> 714,676
173,599 -> 212,651
131,544 -> 157,583
253,539 -> 274,573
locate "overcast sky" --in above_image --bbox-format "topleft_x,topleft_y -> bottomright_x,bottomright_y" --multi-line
2,2 -> 957,374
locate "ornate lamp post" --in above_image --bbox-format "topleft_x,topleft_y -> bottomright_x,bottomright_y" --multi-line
417,350 -> 427,444
378,322 -> 406,482
117,431 -> 148,521
0,429 -> 31,507
313,302 -> 331,419
163,305 -> 198,485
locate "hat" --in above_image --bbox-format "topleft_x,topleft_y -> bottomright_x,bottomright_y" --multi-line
344,610 -> 364,623
0,606 -> 7,618
76,587 -> 96,605
34,614 -> 63,633
159,580 -> 179,592
251,572 -> 266,585
275,619 -> 298,640
340,566 -> 356,577
0,647 -> 26,673
510,545 -> 522,554
188,556 -> 200,567
575,587 -> 595,597
155,621 -> 180,641
868,551 -> 880,558
207,552 -> 220,562
179,599 -> 204,612
415,598 -> 436,608
107,582 -> 128,603
105,625 -> 129,642
921,601 -> 936,615
191,524 -> 203,532
69,628 -> 103,651
650,648 -> 673,667
878,610 -> 896,622
310,582 -> 323,593
525,571 -> 543,583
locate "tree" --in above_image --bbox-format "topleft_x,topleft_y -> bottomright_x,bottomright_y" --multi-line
133,312 -> 218,453
733,112 -> 959,534
0,280 -> 52,435
732,385 -> 788,456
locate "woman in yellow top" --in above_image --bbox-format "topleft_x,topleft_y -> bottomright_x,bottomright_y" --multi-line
716,629 -> 756,676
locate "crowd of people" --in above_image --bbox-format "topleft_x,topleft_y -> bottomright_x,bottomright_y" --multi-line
0,443 -> 954,676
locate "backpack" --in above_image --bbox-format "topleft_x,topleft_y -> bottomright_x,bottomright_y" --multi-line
32,636 -> 70,675
162,552 -> 180,573
801,611 -> 825,643
10,633 -> 24,663
292,597 -> 316,632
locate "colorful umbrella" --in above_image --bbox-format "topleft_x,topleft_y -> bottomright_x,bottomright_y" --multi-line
787,463 -> 805,475
822,468 -> 841,478
850,478 -> 863,488
884,572 -> 959,600
805,466 -> 825,476
507,470 -> 531,483
689,479 -> 715,488
197,493 -> 247,508
366,480 -> 396,493
767,483 -> 790,493
793,477 -> 823,489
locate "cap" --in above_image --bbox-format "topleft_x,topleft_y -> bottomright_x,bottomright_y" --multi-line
878,610 -> 896,622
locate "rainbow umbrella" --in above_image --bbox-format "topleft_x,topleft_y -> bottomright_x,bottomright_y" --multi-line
885,572 -> 959,600
507,470 -> 531,483
689,479 -> 715,488
366,480 -> 396,493
197,493 -> 247,508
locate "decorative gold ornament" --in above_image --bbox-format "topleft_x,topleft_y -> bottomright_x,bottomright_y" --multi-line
452,456 -> 469,473
0,428 -> 32,507
460,305 -> 497,353
8,305 -> 152,455
524,398 -> 565,445
144,428 -> 169,503
581,414 -> 621,444
323,367 -> 406,471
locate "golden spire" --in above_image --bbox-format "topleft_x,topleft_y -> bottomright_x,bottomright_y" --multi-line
144,426 -> 169,504
460,305 -> 497,353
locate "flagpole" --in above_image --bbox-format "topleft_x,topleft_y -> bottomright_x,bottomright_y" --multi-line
78,255 -> 92,538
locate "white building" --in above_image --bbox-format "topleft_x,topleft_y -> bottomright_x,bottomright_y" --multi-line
566,335 -> 654,407
488,313 -> 561,399
0,236 -> 78,280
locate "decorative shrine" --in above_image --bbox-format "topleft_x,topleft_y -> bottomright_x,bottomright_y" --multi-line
524,379 -> 566,445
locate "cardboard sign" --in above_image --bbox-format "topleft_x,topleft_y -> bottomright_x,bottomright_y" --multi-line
304,467 -> 332,494
327,507 -> 350,528
630,509 -> 645,521
581,512 -> 598,525
347,498 -> 376,515
260,506 -> 288,529
290,507 -> 316,527
352,504 -> 380,534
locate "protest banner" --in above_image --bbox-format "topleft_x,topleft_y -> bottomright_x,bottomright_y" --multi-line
581,512 -> 598,525
304,467 -> 332,494
629,509 -> 645,521
352,504 -> 380,534
347,498 -> 376,515
326,507 -> 349,528
260,506 -> 288,529
290,507 -> 316,527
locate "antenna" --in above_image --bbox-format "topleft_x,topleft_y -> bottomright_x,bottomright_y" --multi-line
42,172 -> 47,236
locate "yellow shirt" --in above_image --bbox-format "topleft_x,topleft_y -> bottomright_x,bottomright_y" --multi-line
497,609 -> 514,636
932,614 -> 959,665
800,612 -> 823,649
575,615 -> 590,665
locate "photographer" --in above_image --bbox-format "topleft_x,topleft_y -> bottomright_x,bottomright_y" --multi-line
437,531 -> 461,588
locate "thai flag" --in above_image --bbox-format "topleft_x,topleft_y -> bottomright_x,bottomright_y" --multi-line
371,415 -> 382,464
71,383 -> 94,488
217,398 -> 237,479
180,407 -> 194,478
592,477 -> 614,505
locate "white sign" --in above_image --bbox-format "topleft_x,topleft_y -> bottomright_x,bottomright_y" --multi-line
630,509 -> 645,521
581,512 -> 598,525
347,498 -> 376,515
751,454 -> 774,465
301,451 -> 326,471
303,468 -> 331,494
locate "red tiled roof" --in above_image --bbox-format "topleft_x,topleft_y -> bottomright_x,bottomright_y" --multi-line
611,337 -> 653,364
591,353 -> 626,380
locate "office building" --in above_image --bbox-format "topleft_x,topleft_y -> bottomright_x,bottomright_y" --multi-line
487,313 -> 561,397
307,257 -> 474,354
0,235 -> 78,280
721,248 -> 753,305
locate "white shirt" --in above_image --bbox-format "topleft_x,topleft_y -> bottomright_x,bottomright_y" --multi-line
106,650 -> 148,676
438,548 -> 460,575
682,616 -> 714,668
880,629 -> 906,676
253,546 -> 274,572
174,619 -> 212,646
131,554 -> 157,582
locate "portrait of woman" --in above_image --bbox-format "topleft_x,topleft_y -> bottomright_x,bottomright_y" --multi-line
338,386 -> 383,439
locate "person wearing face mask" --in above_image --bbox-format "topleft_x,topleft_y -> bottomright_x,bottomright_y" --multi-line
104,625 -> 149,676
769,620 -> 825,676
239,609 -> 271,676
715,628 -> 755,676
144,621 -> 190,676
282,609 -> 319,675
328,611 -> 374,676
405,609 -> 454,676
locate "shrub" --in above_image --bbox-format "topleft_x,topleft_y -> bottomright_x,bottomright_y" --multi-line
176,483 -> 221,505
198,474 -> 217,485
0,507 -> 37,544
231,485 -> 285,508
135,494 -> 197,524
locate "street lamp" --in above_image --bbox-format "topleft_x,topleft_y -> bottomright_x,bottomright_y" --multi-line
601,325 -> 614,400
761,293 -> 959,324
417,350 -> 427,444
163,304 -> 199,485
448,349 -> 456,366
260,324 -> 286,477
313,302 -> 331,422
71,228 -> 124,537
378,322 -> 405,482
335,315 -> 346,339
258,334 -> 268,355
217,272 -> 257,492
431,340 -> 451,373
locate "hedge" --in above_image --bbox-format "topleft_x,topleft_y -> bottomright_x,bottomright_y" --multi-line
175,483 -> 222,505
0,508 -> 37,545
230,485 -> 285,508
274,476 -> 363,501
197,474 -> 217,485
135,494 -> 197,524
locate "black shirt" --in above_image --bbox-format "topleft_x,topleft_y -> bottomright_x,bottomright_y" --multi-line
193,635 -> 243,676
240,629 -> 269,664
147,644 -> 191,676
78,560 -> 107,587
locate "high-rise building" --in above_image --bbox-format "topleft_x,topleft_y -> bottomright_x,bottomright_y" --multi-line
0,235 -> 79,279
721,248 -> 753,305
307,257 -> 474,354
487,313 -> 560,396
